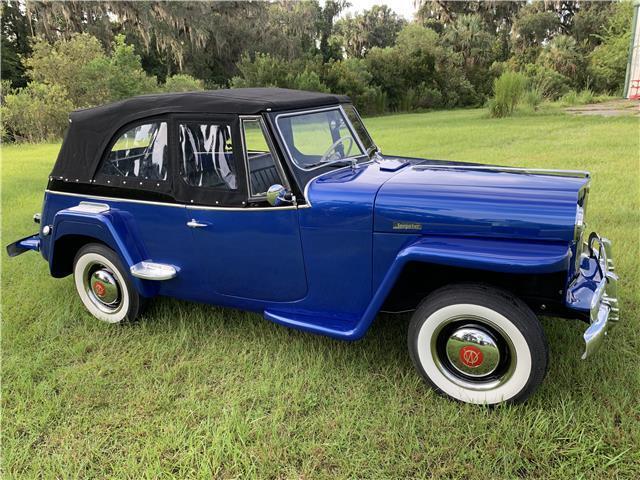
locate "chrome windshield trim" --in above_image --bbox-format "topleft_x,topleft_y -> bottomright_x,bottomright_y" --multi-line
239,115 -> 290,202
45,190 -> 299,212
413,164 -> 590,178
343,104 -> 378,154
274,105 -> 368,172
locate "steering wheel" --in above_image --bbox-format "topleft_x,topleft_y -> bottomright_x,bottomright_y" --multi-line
319,136 -> 354,164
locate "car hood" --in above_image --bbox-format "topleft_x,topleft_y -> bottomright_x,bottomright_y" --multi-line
373,160 -> 589,242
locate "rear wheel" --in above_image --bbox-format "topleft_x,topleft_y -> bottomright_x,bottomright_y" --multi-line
73,243 -> 143,323
408,284 -> 548,405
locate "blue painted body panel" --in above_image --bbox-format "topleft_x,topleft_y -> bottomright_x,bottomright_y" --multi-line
29,154 -> 599,340
375,167 -> 587,242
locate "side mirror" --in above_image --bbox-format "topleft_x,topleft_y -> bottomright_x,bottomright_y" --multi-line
266,184 -> 293,206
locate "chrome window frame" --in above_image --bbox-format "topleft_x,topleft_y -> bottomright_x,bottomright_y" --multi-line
342,104 -> 377,155
274,105 -> 368,172
239,115 -> 290,203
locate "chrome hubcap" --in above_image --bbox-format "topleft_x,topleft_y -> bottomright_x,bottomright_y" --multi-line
431,316 -> 516,390
83,261 -> 122,313
445,326 -> 500,377
90,269 -> 120,306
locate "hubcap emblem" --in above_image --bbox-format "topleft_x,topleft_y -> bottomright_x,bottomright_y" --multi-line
460,345 -> 483,368
93,281 -> 106,297
445,325 -> 501,377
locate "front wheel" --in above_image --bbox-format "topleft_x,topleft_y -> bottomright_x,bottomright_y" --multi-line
408,284 -> 548,405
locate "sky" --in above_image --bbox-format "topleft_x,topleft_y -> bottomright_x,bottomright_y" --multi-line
331,0 -> 418,20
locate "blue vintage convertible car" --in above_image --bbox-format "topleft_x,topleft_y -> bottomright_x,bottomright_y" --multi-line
8,88 -> 619,404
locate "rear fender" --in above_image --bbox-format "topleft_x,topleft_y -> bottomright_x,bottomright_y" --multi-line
50,205 -> 158,297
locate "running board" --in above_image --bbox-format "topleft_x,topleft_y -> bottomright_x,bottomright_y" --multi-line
130,261 -> 178,281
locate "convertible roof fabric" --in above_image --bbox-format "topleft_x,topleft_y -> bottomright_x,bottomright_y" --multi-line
51,88 -> 350,181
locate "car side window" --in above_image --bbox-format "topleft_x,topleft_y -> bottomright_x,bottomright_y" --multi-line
242,118 -> 284,198
99,122 -> 168,181
179,122 -> 237,190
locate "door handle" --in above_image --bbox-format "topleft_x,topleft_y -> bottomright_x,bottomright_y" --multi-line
187,219 -> 208,228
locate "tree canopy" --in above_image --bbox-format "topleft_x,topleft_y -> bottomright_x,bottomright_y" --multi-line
0,0 -> 634,141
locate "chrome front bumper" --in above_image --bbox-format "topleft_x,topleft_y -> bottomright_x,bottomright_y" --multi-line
566,234 -> 619,359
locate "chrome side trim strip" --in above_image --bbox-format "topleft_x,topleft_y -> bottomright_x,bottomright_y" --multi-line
413,165 -> 590,178
45,190 -> 299,212
130,261 -> 177,281
186,204 -> 297,212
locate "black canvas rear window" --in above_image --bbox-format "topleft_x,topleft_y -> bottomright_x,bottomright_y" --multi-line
98,122 -> 168,181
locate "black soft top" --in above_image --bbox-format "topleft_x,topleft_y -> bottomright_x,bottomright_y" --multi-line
51,88 -> 350,181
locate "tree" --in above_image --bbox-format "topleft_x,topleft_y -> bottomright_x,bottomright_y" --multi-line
1,1 -> 31,87
538,35 -> 584,85
317,0 -> 350,62
334,5 -> 406,58
589,1 -> 634,93
511,5 -> 562,57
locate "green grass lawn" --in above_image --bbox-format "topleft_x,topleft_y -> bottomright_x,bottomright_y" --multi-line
2,108 -> 639,478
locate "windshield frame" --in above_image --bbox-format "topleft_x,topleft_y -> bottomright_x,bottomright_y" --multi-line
274,105 -> 370,172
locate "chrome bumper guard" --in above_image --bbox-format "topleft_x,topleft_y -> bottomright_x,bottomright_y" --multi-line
579,234 -> 619,359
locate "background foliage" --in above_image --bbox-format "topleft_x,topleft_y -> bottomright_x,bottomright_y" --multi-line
0,0 -> 635,140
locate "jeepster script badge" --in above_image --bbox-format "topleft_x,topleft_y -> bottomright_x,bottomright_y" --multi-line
392,222 -> 422,231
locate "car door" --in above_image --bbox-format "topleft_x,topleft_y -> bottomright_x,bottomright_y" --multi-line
173,114 -> 308,302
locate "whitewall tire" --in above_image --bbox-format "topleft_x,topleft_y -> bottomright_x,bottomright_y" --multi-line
408,284 -> 548,405
73,243 -> 143,323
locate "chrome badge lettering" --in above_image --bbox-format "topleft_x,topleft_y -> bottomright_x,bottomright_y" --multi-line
393,222 -> 422,231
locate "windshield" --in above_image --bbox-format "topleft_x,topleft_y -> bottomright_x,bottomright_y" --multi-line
276,108 -> 366,170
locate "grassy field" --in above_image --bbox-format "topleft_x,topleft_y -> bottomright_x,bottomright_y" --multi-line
2,108 -> 639,478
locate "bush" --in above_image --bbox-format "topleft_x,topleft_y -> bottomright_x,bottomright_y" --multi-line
291,68 -> 328,93
26,33 -> 107,108
522,87 -> 543,111
489,71 -> 527,117
522,63 -> 570,100
1,82 -> 73,142
25,34 -> 157,108
560,89 -> 595,107
162,74 -> 205,93
231,53 -> 292,88
324,58 -> 384,114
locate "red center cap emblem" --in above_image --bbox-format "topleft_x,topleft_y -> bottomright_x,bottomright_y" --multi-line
459,345 -> 483,368
93,281 -> 106,297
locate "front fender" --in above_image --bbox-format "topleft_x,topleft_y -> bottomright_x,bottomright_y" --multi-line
268,236 -> 572,342
352,236 -> 571,339
49,206 -> 158,297
392,236 -> 571,274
